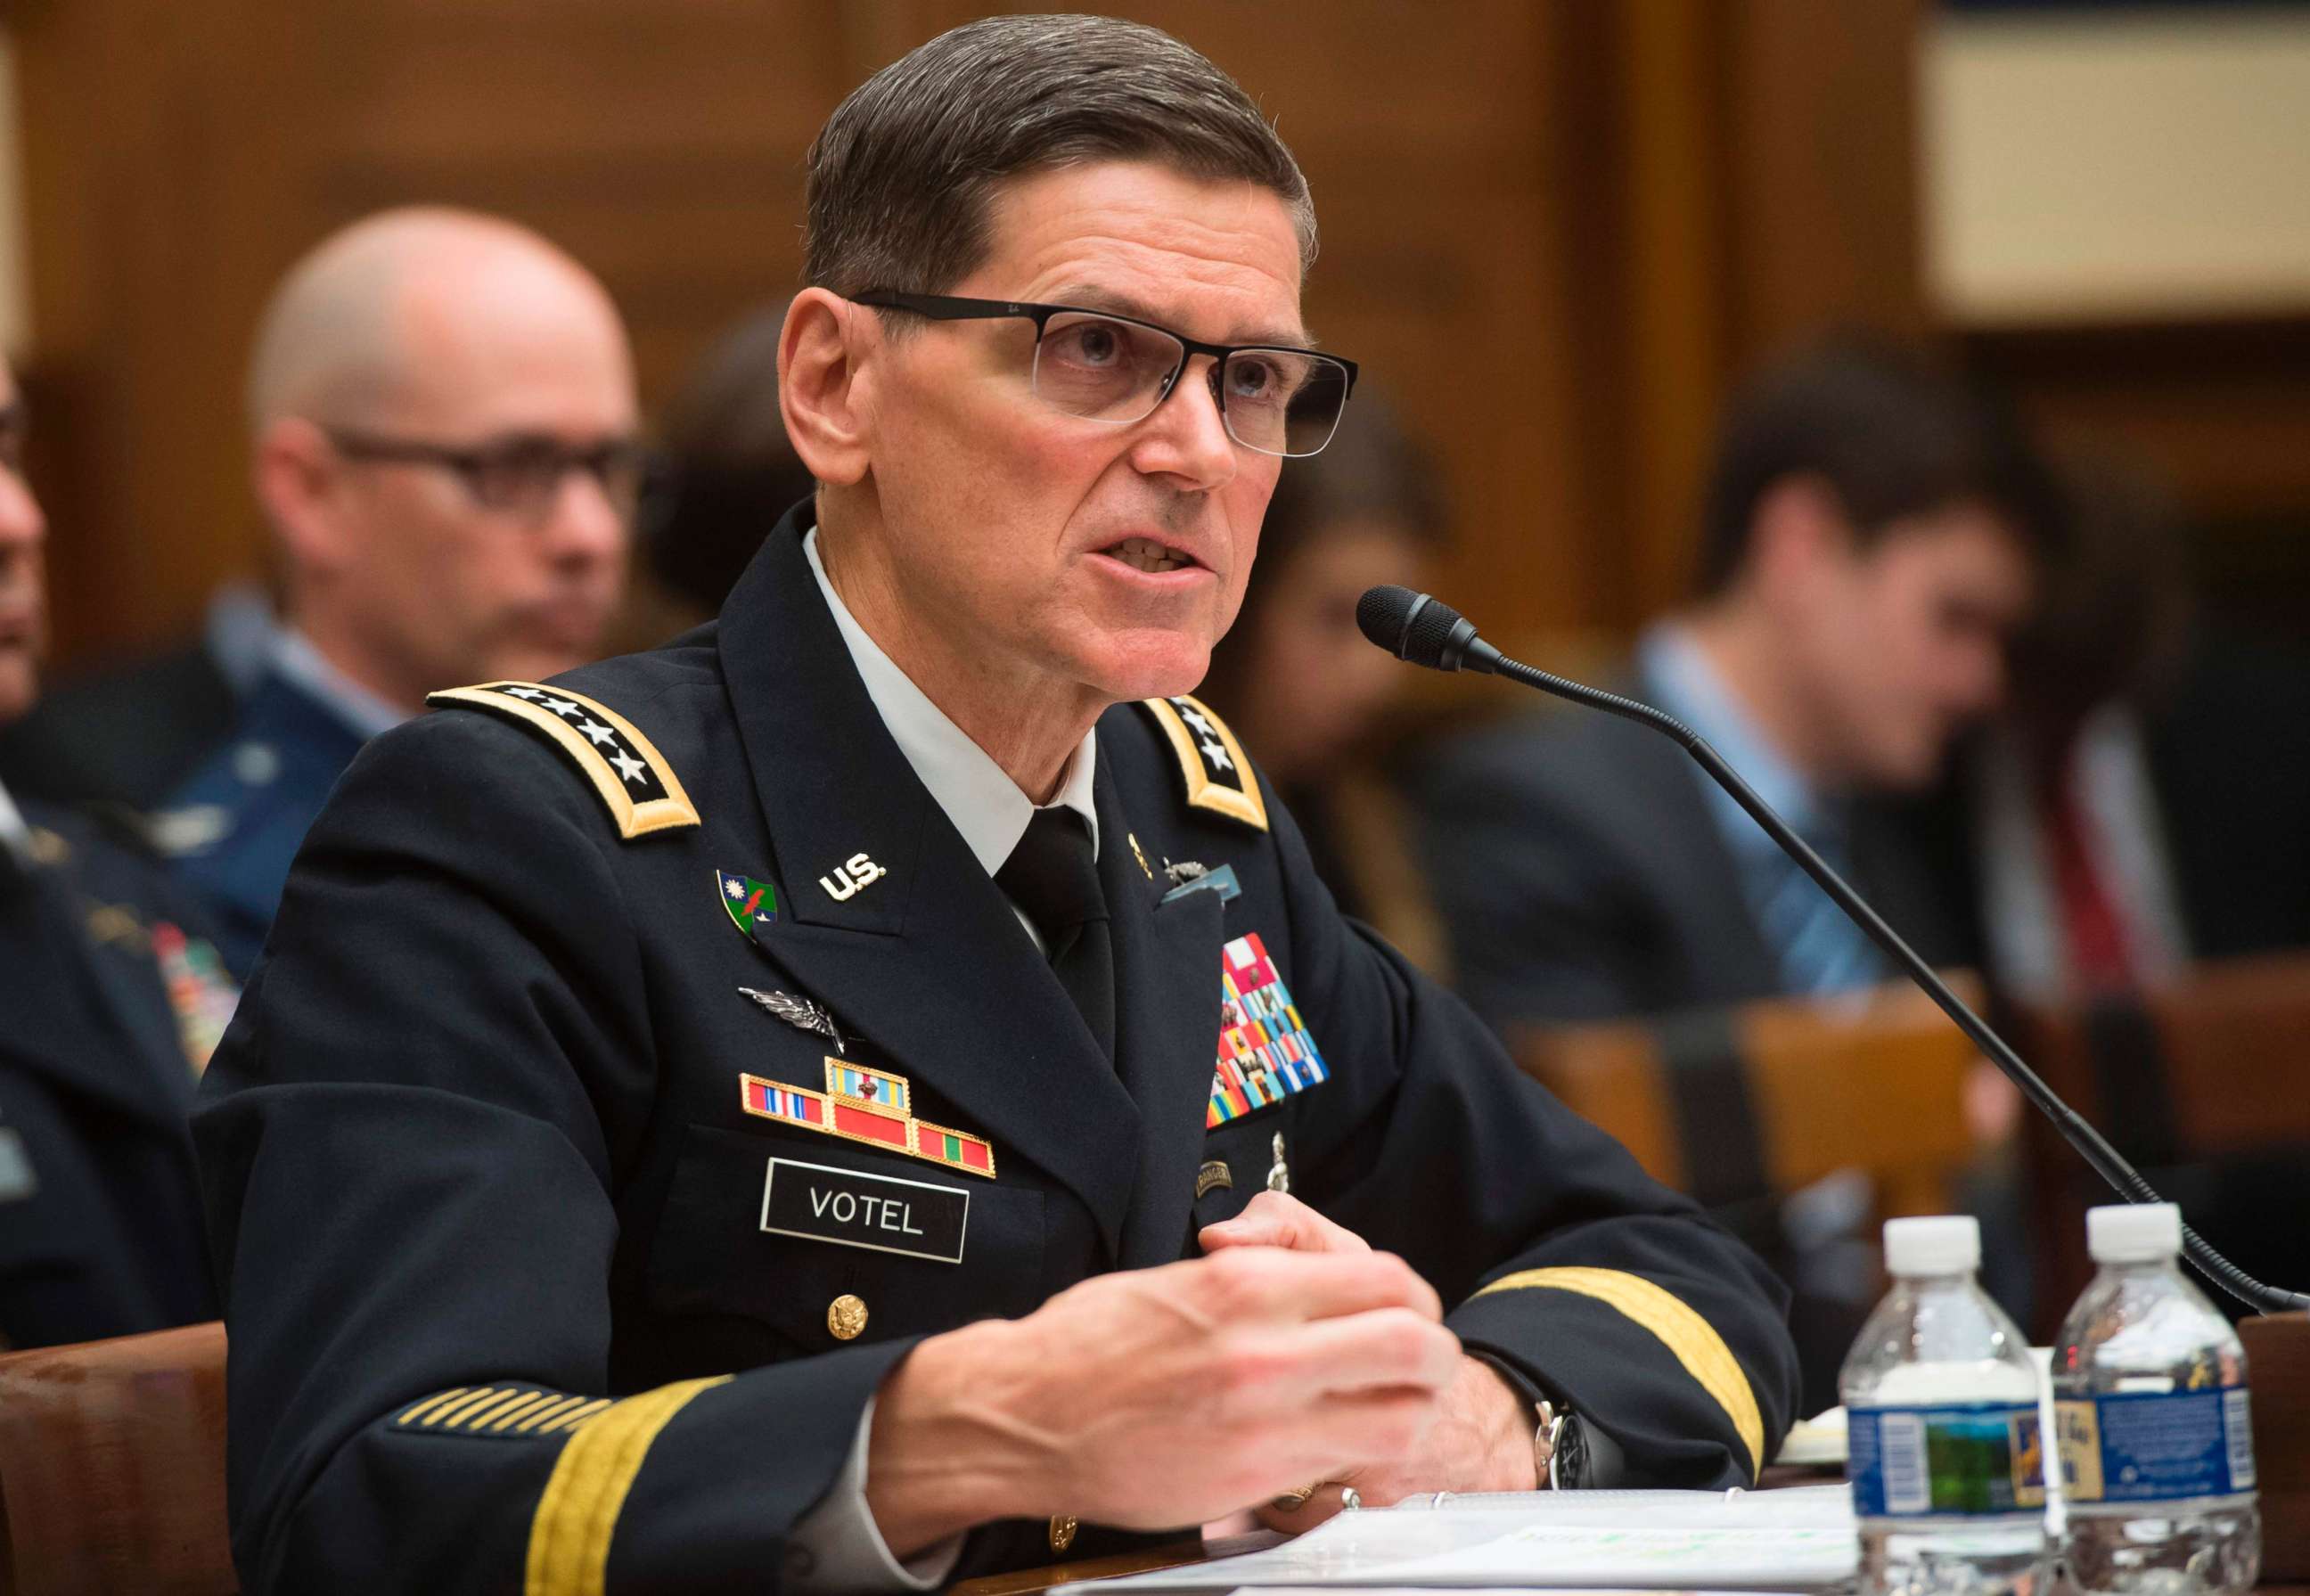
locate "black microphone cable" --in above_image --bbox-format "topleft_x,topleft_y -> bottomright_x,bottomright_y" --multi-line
1359,583 -> 2309,1316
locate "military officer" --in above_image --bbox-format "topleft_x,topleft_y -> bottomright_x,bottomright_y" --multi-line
153,207 -> 638,976
0,364 -> 233,1349
195,17 -> 1799,1595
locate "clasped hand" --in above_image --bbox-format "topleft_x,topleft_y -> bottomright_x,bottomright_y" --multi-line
866,1192 -> 1535,1557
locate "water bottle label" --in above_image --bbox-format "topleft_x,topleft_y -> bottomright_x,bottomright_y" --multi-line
2056,1387 -> 2256,1502
1847,1402 -> 2045,1518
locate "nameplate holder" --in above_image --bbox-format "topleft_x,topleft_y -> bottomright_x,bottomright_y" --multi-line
759,1156 -> 968,1265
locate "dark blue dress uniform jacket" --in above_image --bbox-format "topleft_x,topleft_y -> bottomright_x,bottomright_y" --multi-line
0,805 -> 218,1347
194,506 -> 1798,1595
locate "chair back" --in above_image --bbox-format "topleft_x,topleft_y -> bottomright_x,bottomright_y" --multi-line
2013,951 -> 2310,1329
0,1320 -> 234,1595
1513,978 -> 1987,1219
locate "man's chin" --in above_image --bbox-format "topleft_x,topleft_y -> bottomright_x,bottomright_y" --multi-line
1073,631 -> 1214,708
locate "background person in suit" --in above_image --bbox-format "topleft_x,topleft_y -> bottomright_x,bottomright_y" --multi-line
0,357 -> 234,1350
151,207 -> 640,974
1409,337 -> 2057,1409
1412,337 -> 2053,1030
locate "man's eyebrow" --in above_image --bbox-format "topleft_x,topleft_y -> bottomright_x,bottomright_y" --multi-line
1046,284 -> 1315,348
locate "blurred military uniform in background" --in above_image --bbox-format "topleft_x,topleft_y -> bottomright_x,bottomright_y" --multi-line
0,795 -> 232,1348
0,356 -> 233,1351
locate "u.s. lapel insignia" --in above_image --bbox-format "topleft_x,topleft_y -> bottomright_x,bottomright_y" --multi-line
738,986 -> 845,1055
719,870 -> 777,937
737,1058 -> 996,1179
1207,931 -> 1331,1128
1137,693 -> 1267,831
819,851 -> 887,902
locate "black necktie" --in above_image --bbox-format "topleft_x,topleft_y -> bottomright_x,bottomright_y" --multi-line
995,808 -> 1116,1061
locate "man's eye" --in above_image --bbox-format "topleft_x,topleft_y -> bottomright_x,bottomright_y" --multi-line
1228,356 -> 1298,405
471,448 -> 557,504
1052,323 -> 1125,367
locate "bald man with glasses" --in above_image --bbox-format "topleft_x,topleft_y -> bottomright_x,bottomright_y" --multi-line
195,20 -> 1797,1595
152,207 -> 637,974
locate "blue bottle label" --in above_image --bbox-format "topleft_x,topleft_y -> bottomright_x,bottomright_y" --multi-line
1848,1401 -> 2045,1518
2056,1387 -> 2255,1502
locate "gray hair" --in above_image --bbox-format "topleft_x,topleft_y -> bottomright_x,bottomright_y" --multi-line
804,14 -> 1316,297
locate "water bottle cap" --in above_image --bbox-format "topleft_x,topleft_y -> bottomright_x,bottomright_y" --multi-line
2087,1201 -> 2183,1263
1883,1215 -> 1979,1275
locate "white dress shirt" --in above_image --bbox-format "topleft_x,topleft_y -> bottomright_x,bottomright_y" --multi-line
785,527 -> 1102,1590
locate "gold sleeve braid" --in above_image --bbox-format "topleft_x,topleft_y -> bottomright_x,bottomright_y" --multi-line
1470,1265 -> 1765,1479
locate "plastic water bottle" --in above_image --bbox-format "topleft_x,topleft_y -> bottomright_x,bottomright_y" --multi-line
1842,1215 -> 2049,1596
2054,1203 -> 2258,1595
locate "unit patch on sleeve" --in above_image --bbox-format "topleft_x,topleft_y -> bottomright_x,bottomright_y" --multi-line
1137,692 -> 1267,831
424,681 -> 700,839
1207,932 -> 1330,1127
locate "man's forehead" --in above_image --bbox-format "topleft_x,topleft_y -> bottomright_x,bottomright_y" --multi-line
975,162 -> 1307,344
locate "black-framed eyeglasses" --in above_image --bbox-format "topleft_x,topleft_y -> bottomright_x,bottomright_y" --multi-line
324,428 -> 651,523
851,291 -> 1358,459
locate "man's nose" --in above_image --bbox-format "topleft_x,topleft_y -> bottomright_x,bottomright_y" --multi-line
537,469 -> 627,566
1132,357 -> 1239,489
0,468 -> 48,553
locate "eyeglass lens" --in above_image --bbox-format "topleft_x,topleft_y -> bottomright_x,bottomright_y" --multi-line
1031,312 -> 1349,458
463,443 -> 644,520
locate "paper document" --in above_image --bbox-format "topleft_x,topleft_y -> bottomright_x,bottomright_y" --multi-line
1068,1486 -> 1857,1591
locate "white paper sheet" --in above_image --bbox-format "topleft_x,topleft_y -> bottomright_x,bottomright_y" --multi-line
1067,1486 -> 1857,1591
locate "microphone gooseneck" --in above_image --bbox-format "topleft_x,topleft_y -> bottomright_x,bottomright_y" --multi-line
1364,585 -> 2308,1316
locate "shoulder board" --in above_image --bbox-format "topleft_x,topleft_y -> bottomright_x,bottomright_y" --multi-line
1135,693 -> 1267,831
425,682 -> 699,839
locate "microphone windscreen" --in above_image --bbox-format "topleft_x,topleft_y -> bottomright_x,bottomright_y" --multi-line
1357,585 -> 1472,670
1356,585 -> 1422,655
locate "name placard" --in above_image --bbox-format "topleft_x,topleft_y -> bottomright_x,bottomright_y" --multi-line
759,1156 -> 969,1265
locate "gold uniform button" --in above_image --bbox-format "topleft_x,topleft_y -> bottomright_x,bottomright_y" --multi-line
1048,1513 -> 1078,1553
827,1293 -> 868,1341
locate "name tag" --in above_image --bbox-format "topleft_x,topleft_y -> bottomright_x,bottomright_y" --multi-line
759,1157 -> 969,1265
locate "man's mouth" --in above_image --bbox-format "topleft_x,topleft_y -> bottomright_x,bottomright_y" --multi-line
1102,536 -> 1200,575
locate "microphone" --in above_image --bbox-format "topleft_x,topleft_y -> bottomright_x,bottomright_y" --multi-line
1359,584 -> 2307,1316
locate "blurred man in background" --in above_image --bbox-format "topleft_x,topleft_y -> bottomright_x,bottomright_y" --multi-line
152,207 -> 639,974
1411,339 -> 2055,1408
610,304 -> 818,652
0,360 -> 233,1349
1414,338 -> 2052,1029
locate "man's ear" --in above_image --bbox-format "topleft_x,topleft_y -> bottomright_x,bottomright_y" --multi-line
251,417 -> 354,578
1748,474 -> 1855,603
779,288 -> 873,487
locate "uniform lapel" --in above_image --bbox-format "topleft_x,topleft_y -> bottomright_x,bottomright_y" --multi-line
716,512 -> 1142,1257
1099,758 -> 1228,1269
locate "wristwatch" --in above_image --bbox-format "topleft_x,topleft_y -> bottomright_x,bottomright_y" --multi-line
1534,1400 -> 1585,1491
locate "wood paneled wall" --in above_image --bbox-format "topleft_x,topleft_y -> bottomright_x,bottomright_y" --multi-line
72,0 -> 2305,678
